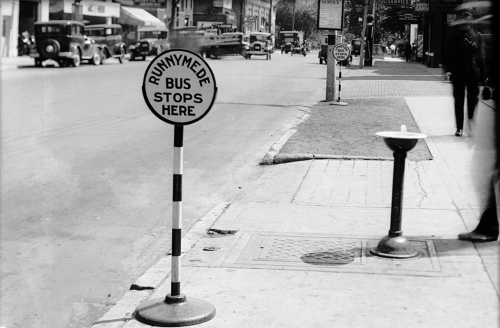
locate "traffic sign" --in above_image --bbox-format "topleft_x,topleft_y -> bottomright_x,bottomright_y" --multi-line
332,44 -> 350,61
142,49 -> 218,125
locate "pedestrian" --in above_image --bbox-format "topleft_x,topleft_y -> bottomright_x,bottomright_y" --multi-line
444,6 -> 487,137
405,43 -> 411,62
390,44 -> 395,58
411,42 -> 417,61
457,3 -> 499,242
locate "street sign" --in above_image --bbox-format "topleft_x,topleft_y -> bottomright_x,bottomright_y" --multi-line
142,49 -> 218,125
385,0 -> 411,6
317,0 -> 345,31
332,44 -> 350,61
414,2 -> 429,12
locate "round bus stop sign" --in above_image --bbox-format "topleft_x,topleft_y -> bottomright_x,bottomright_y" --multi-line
142,49 -> 217,125
332,44 -> 350,61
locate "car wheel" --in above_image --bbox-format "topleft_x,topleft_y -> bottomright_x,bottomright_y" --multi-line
58,59 -> 66,68
71,51 -> 81,67
91,50 -> 101,65
142,56 -> 146,61
40,39 -> 60,59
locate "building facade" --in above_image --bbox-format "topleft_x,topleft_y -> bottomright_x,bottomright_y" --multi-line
1,0 -> 50,57
1,0 -> 274,58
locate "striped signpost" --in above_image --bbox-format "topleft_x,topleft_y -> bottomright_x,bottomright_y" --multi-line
331,43 -> 349,106
135,49 -> 218,326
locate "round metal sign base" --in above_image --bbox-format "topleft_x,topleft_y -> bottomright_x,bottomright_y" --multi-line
135,294 -> 216,327
330,101 -> 348,106
370,235 -> 421,260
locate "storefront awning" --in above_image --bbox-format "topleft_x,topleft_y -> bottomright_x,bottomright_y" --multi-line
118,7 -> 166,27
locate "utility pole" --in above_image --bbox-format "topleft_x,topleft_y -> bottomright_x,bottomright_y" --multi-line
269,0 -> 273,33
358,0 -> 369,68
72,0 -> 83,22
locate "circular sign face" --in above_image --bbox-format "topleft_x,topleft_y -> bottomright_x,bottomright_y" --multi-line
142,49 -> 217,125
332,44 -> 351,61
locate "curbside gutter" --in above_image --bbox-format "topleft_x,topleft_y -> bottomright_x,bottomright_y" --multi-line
92,202 -> 231,328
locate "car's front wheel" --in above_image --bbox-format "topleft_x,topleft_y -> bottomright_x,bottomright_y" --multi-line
71,53 -> 81,67
91,50 -> 101,65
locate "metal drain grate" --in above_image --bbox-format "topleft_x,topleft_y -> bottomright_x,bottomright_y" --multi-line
216,233 -> 454,277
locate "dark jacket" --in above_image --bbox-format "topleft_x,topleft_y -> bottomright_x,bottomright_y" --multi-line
445,25 -> 486,81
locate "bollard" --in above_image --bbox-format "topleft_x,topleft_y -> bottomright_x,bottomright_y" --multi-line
370,125 -> 427,259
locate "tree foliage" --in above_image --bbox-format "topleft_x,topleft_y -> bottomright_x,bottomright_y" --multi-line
343,0 -> 410,44
276,0 -> 411,44
275,0 -> 318,40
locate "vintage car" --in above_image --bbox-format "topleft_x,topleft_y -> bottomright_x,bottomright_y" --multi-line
128,26 -> 170,61
203,32 -> 249,59
30,20 -> 117,67
279,30 -> 303,54
243,32 -> 272,60
84,24 -> 127,63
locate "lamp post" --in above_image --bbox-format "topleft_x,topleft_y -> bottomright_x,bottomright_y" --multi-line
364,13 -> 374,66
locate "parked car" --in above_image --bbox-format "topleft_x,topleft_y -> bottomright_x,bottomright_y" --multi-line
84,24 -> 127,63
243,32 -> 272,60
30,20 -> 115,67
128,26 -> 170,61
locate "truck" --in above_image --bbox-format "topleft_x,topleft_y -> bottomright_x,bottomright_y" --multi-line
278,31 -> 303,54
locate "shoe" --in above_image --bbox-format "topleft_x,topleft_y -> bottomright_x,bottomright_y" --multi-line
455,129 -> 463,137
458,231 -> 498,242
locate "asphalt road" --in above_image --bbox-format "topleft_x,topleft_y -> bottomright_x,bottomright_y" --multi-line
0,51 -> 325,327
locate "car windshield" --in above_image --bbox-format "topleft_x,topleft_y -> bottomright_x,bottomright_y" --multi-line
86,29 -> 105,37
250,35 -> 268,43
36,25 -> 65,34
141,31 -> 168,39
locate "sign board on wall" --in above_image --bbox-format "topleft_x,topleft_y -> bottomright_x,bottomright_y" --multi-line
317,0 -> 345,31
63,1 -> 120,17
385,0 -> 412,6
213,0 -> 232,9
414,2 -> 429,12
134,0 -> 166,7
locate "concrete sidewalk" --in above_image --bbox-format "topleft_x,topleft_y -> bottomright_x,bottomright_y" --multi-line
92,59 -> 499,328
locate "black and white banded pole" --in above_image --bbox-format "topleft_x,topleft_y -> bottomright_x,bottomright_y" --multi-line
136,49 -> 217,327
337,62 -> 343,102
331,43 -> 349,106
171,124 -> 183,296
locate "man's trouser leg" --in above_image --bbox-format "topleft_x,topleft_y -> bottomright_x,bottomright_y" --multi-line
453,78 -> 466,130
